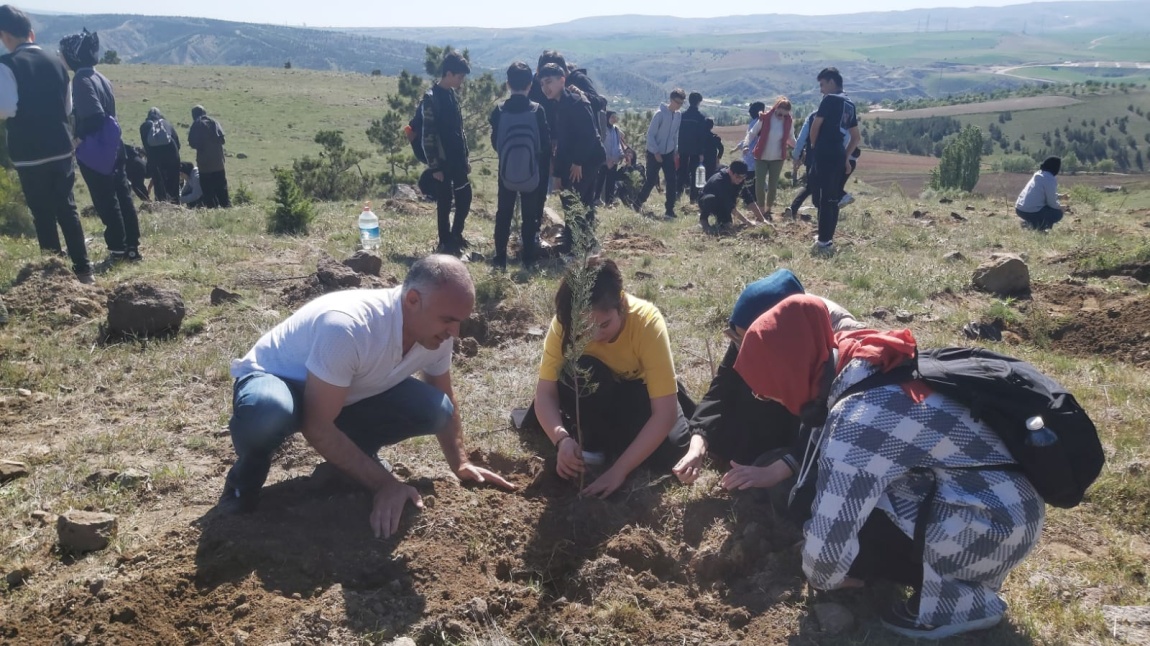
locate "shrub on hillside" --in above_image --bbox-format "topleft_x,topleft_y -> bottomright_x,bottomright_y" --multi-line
291,130 -> 376,202
0,169 -> 34,237
995,155 -> 1038,174
231,183 -> 255,206
929,125 -> 983,193
1069,185 -> 1102,211
267,168 -> 315,235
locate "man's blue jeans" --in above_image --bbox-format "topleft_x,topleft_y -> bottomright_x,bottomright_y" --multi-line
225,372 -> 454,495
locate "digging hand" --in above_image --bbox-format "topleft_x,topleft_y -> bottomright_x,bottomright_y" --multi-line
555,437 -> 585,480
370,481 -> 423,540
720,460 -> 787,491
672,445 -> 705,484
582,466 -> 626,499
456,462 -> 517,491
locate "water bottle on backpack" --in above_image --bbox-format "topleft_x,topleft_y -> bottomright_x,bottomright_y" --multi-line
695,162 -> 706,189
358,203 -> 380,251
1025,416 -> 1058,447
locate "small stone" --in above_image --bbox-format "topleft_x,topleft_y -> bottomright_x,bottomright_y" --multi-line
972,253 -> 1030,295
31,510 -> 56,526
392,463 -> 413,478
85,468 -> 121,486
235,152 -> 249,160
894,309 -> 914,323
950,211 -> 967,221
232,603 -> 251,619
464,597 -> 489,621
938,197 -> 953,204
16,388 -> 31,398
391,184 -> 420,202
389,638 -> 418,646
871,308 -> 891,320
5,566 -> 33,589
526,326 -> 544,337
342,251 -> 383,277
115,469 -> 150,488
423,495 -> 436,509
57,511 -> 118,553
88,578 -> 106,595
912,210 -> 925,218
943,251 -> 966,262
233,629 -> 250,646
813,602 -> 855,634
965,204 -> 976,211
453,337 -> 479,358
110,607 -> 138,624
210,287 -> 242,306
0,459 -> 30,483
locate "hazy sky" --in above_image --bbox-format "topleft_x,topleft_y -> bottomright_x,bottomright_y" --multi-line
21,0 -> 1104,29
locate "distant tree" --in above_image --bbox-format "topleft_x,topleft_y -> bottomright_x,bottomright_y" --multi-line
1062,152 -> 1081,175
371,69 -> 382,77
100,49 -> 120,65
284,61 -> 292,69
930,124 -> 982,192
267,167 -> 315,235
291,130 -> 376,201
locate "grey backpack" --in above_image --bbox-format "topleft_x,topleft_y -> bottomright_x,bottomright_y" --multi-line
496,103 -> 541,193
146,119 -> 173,148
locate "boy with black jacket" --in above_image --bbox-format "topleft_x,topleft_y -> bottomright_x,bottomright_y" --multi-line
488,62 -> 551,270
698,160 -> 749,231
538,63 -> 605,210
420,51 -> 473,256
0,5 -> 92,282
676,92 -> 707,203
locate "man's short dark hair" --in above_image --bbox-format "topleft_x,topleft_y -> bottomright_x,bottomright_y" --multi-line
688,92 -> 703,106
670,88 -> 686,102
729,160 -> 749,175
537,50 -> 566,72
538,63 -> 565,80
749,101 -> 765,119
704,117 -> 715,130
817,67 -> 843,88
606,110 -> 617,120
506,61 -> 532,91
0,5 -> 32,39
440,51 -> 471,77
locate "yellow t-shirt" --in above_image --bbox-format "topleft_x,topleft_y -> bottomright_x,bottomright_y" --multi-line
538,294 -> 678,399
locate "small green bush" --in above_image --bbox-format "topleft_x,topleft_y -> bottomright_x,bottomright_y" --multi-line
231,183 -> 255,206
267,167 -> 315,235
0,169 -> 34,237
995,155 -> 1037,174
1069,185 -> 1102,211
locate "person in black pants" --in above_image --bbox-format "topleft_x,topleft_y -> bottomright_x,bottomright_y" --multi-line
698,161 -> 750,232
0,6 -> 92,282
538,63 -> 604,214
419,51 -> 473,256
123,145 -> 149,201
188,105 -> 230,209
532,258 -> 693,498
140,107 -> 181,204
808,67 -> 860,251
634,89 -> 685,218
60,29 -> 142,263
676,91 -> 707,204
489,62 -> 551,270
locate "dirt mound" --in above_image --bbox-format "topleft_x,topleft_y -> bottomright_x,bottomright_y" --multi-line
281,253 -> 397,307
458,304 -> 540,352
1074,260 -> 1150,284
603,229 -> 667,253
3,257 -> 104,327
1024,283 -> 1150,364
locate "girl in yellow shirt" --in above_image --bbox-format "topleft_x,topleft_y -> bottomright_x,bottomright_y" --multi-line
534,257 -> 691,498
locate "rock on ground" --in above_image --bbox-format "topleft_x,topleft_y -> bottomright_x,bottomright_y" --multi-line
0,459 -> 30,483
343,251 -> 383,277
57,511 -> 118,553
210,287 -> 242,305
812,602 -> 855,634
973,253 -> 1031,295
106,283 -> 186,336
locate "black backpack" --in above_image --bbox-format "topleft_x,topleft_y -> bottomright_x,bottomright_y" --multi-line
406,93 -> 430,164
826,347 -> 1104,509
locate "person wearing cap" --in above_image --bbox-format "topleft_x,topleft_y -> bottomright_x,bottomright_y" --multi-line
188,104 -> 229,208
732,294 -> 1044,639
532,257 -> 693,499
673,269 -> 864,484
1015,156 -> 1068,231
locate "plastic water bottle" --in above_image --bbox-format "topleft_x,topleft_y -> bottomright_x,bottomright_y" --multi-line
358,203 -> 380,251
1025,415 -> 1058,447
695,162 -> 706,188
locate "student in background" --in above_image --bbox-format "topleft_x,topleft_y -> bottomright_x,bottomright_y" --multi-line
634,88 -> 685,219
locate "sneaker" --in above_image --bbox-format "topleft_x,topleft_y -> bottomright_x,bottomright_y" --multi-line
664,210 -> 677,219
489,255 -> 507,272
76,272 -> 95,285
125,248 -> 143,262
782,208 -> 794,219
839,193 -> 855,208
217,483 -> 260,514
812,239 -> 835,255
881,599 -> 1002,640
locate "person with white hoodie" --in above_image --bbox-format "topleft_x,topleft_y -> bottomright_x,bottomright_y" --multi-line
634,89 -> 685,219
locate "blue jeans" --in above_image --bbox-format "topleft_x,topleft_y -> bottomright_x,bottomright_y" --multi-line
225,372 -> 454,494
1016,206 -> 1062,231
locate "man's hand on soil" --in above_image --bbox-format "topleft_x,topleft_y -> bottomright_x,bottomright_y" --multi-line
455,462 -> 517,490
370,481 -> 423,540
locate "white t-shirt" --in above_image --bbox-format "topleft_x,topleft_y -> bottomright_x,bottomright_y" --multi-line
230,287 -> 452,405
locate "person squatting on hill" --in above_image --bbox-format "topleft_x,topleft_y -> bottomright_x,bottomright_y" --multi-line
697,160 -> 752,232
188,104 -> 230,208
741,96 -> 795,219
531,257 -> 694,499
60,28 -> 143,264
419,51 -> 473,257
488,61 -> 551,270
0,5 -> 93,282
809,67 -> 861,251
733,294 -> 1044,640
1015,156 -> 1068,231
140,106 -> 182,204
634,88 -> 685,219
672,269 -> 864,483
221,255 -> 516,538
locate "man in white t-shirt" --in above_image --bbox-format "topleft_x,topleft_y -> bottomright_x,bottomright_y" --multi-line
222,255 -> 514,538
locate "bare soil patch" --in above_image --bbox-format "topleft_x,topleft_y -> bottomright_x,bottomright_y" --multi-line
602,228 -> 668,254
3,258 -> 105,329
1,453 -> 822,645
1021,282 -> 1150,364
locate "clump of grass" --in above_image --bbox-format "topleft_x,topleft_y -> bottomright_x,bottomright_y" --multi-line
1069,185 -> 1103,212
986,298 -> 1022,326
231,182 -> 256,206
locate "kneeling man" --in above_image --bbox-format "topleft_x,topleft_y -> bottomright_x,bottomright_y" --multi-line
221,255 -> 514,537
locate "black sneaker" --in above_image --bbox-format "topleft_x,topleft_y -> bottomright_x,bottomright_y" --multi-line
125,248 -> 143,262
217,483 -> 260,514
664,210 -> 677,219
880,599 -> 1002,640
489,255 -> 507,272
